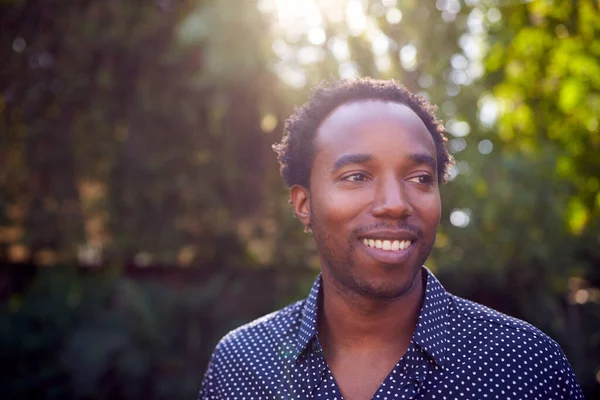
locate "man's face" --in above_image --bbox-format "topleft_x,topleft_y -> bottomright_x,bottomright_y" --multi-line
293,100 -> 441,300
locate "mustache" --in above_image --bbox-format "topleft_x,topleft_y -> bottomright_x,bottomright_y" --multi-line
352,222 -> 424,239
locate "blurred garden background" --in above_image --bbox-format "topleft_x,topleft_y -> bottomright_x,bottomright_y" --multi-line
1,0 -> 599,398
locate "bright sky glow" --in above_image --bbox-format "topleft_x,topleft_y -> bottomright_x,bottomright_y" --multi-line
400,44 -> 418,71
375,54 -> 392,72
370,2 -> 385,17
308,27 -> 326,45
346,0 -> 367,36
328,36 -> 350,61
438,6 -> 489,87
274,62 -> 307,88
297,46 -> 326,64
260,0 -> 492,88
386,8 -> 403,24
320,0 -> 346,23
260,0 -> 323,27
260,0 -> 404,86
339,61 -> 360,79
271,38 -> 292,60
372,32 -> 390,55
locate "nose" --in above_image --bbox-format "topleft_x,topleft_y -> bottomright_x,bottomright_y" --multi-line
371,175 -> 413,219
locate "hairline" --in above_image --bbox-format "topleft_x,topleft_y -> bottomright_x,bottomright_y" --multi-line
306,97 -> 443,190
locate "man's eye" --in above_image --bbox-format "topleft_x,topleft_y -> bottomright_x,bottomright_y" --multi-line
408,174 -> 434,185
343,173 -> 369,182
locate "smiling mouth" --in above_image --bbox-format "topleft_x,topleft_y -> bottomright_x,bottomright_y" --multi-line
361,238 -> 412,251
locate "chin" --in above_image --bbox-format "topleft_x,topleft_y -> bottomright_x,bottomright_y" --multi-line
351,270 -> 421,300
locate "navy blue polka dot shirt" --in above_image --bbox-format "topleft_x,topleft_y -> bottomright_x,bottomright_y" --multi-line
199,268 -> 583,399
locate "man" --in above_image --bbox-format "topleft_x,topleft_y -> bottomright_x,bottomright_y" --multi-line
199,78 -> 583,399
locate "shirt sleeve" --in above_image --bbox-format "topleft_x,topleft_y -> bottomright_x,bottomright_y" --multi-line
548,343 -> 585,399
197,345 -> 226,400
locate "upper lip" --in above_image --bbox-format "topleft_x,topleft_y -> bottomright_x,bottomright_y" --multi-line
358,230 -> 418,241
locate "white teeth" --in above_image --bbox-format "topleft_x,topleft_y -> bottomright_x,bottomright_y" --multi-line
362,239 -> 412,251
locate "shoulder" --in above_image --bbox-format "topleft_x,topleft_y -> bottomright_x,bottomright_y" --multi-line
212,300 -> 304,360
449,295 -> 575,375
199,301 -> 305,398
449,295 -> 583,398
451,295 -> 551,341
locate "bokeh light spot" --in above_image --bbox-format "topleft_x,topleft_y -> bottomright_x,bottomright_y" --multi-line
450,209 -> 471,228
478,139 -> 493,154
261,114 -> 278,133
385,8 -> 403,24
346,1 -> 367,36
399,44 -> 417,71
308,27 -> 326,45
12,37 -> 26,53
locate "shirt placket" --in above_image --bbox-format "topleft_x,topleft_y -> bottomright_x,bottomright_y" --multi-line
287,340 -> 330,399
371,345 -> 433,400
310,339 -> 342,399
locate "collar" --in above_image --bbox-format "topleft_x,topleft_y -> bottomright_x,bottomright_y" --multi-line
293,267 -> 453,368
294,273 -> 321,360
411,267 -> 452,368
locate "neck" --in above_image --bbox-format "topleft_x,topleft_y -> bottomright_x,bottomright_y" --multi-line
317,269 -> 425,353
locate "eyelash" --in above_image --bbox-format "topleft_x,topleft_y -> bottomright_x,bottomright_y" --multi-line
341,173 -> 434,185
343,172 -> 370,182
408,174 -> 434,185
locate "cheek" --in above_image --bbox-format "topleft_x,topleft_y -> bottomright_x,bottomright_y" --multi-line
413,191 -> 441,226
312,188 -> 367,226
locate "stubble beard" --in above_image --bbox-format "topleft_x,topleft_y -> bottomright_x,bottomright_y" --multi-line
310,207 -> 434,300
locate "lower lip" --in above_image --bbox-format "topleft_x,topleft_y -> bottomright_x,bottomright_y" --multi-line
359,240 -> 415,265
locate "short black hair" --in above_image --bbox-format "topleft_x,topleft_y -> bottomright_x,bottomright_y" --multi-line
273,78 -> 454,188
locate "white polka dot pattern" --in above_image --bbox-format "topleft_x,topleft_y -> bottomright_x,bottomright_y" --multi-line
198,268 -> 584,399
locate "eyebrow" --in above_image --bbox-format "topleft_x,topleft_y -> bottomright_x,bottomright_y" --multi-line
331,153 -> 374,174
408,153 -> 437,172
330,152 -> 437,174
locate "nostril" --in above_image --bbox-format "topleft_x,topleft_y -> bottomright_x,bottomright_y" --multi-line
371,177 -> 413,218
371,196 -> 413,218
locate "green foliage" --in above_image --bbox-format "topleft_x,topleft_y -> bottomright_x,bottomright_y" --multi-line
436,1 -> 600,392
0,266 -> 290,399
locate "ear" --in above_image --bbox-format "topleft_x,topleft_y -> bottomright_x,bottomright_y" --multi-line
290,184 -> 311,228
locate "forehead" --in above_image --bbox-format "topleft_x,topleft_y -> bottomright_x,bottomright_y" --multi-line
314,100 -> 436,161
